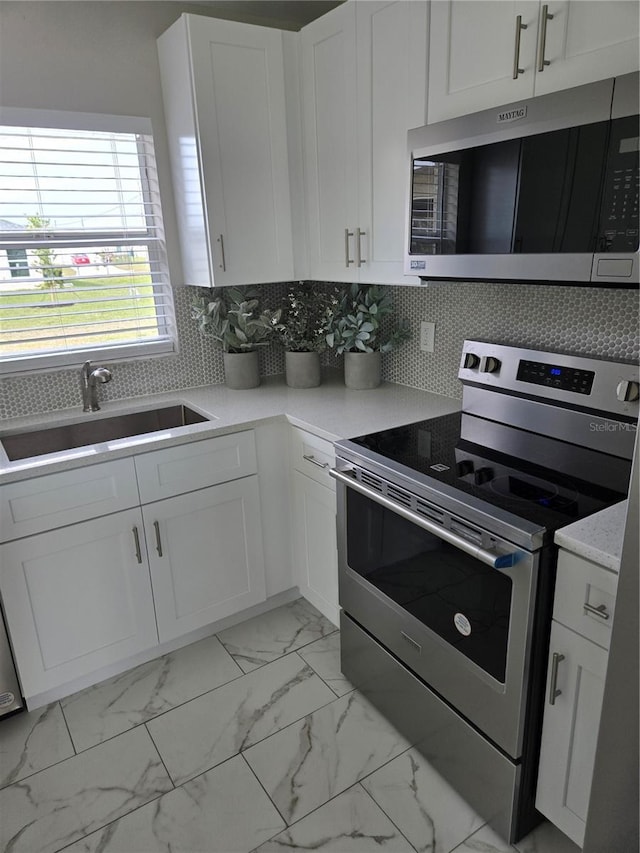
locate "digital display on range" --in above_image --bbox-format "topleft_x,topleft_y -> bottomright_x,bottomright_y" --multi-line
516,360 -> 595,394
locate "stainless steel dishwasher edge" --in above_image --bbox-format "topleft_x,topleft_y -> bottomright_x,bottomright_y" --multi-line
0,610 -> 24,718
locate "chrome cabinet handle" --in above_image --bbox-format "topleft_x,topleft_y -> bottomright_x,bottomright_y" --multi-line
345,228 -> 355,267
303,453 -> 329,469
218,234 -> 226,271
548,651 -> 565,705
330,468 -> 522,570
584,602 -> 610,620
356,228 -> 366,267
512,15 -> 528,79
153,520 -> 163,558
132,526 -> 142,564
537,5 -> 554,72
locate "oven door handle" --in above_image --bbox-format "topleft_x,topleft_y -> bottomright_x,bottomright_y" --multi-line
330,468 -> 521,570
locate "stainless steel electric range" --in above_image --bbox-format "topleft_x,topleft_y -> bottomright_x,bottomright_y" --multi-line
331,340 -> 638,844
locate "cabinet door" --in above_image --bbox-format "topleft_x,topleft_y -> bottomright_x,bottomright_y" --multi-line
292,471 -> 339,627
356,1 -> 427,285
300,3 -> 359,281
534,0 -> 640,97
158,15 -> 294,286
0,509 -> 158,699
144,478 -> 266,643
536,621 -> 608,847
428,1 -> 539,122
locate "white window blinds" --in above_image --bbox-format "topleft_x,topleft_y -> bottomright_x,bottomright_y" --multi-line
0,118 -> 177,374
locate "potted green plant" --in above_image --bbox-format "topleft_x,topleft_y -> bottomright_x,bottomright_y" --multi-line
326,283 -> 411,389
192,287 -> 276,389
272,285 -> 341,388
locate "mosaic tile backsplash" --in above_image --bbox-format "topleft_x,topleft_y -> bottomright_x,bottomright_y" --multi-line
1,280 -> 638,420
380,280 -> 639,398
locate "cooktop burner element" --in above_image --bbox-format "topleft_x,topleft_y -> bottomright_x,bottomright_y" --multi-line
488,476 -> 566,506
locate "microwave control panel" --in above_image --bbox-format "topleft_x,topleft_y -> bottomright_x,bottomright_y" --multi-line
600,115 -> 639,252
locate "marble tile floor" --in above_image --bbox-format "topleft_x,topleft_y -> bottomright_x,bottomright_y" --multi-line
0,597 -> 580,853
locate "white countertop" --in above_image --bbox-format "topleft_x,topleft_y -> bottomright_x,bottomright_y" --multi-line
0,371 -> 461,484
555,500 -> 628,572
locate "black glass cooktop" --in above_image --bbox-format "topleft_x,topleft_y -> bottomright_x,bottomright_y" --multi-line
348,412 -> 630,534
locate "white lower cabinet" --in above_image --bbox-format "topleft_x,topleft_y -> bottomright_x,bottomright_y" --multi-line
536,621 -> 608,846
0,431 -> 269,703
0,509 -> 158,698
536,549 -> 617,847
144,478 -> 266,643
0,422 -> 343,703
292,471 -> 339,627
290,427 -> 339,627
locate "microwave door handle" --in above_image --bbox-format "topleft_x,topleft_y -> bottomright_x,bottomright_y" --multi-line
330,468 -> 520,570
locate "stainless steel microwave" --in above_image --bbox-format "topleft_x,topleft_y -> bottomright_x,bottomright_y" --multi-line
405,74 -> 639,287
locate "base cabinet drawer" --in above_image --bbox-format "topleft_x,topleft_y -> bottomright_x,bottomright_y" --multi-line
0,459 -> 139,542
0,509 -> 158,698
536,620 -> 608,847
143,477 -> 267,643
135,431 -> 257,503
553,549 -> 618,649
290,427 -> 336,488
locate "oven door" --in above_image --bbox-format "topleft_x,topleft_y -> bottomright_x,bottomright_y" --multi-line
333,468 -> 540,759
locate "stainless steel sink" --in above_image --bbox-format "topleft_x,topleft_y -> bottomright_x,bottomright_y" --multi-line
1,405 -> 211,461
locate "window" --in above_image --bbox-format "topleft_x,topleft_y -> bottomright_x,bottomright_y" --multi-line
0,111 -> 177,374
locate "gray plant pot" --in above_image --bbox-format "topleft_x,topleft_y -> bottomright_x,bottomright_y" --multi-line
344,350 -> 382,390
285,351 -> 321,388
223,350 -> 260,390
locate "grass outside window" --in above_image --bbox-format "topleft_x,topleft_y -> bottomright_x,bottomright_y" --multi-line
1,261 -> 159,357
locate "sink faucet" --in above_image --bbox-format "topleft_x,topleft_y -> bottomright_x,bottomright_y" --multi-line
81,361 -> 113,412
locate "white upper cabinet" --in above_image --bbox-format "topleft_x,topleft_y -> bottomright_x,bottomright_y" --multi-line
429,1 -> 539,122
356,2 -> 428,285
300,3 -> 359,282
534,0 -> 640,96
158,15 -> 294,287
428,0 -> 640,123
300,1 -> 428,284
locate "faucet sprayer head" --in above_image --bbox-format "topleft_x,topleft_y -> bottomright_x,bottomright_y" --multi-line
89,367 -> 113,386
81,361 -> 113,411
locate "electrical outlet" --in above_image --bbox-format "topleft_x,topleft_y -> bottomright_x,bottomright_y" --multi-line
420,321 -> 435,352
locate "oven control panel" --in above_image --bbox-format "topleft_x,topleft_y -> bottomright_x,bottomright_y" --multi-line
516,360 -> 595,395
459,340 -> 639,417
